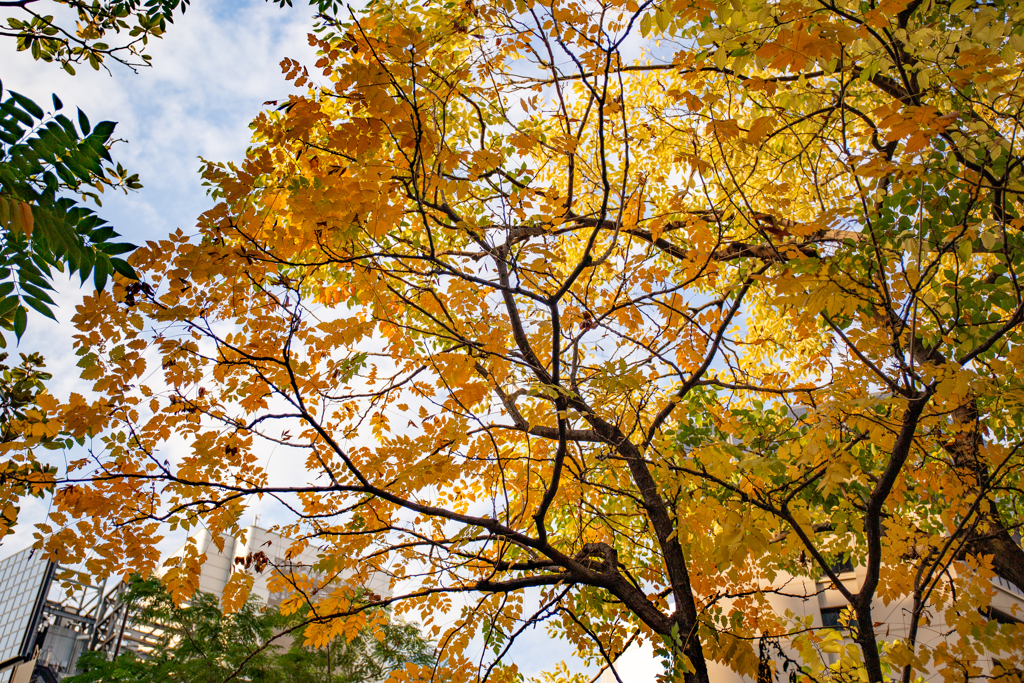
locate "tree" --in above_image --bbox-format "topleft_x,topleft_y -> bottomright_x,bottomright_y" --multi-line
1,83 -> 140,339
1,0 -> 353,73
0,351 -> 70,537
3,0 -> 191,73
66,576 -> 290,683
277,602 -> 436,683
0,0 -> 158,542
63,576 -> 435,683
0,0 -> 343,541
0,0 -> 345,344
34,0 -> 1024,681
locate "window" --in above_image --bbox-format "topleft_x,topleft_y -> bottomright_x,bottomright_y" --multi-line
820,606 -> 859,633
828,555 -> 854,575
984,607 -> 1022,625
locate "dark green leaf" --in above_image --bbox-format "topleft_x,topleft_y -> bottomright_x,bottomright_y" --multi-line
9,91 -> 44,119
54,114 -> 78,138
89,226 -> 116,243
5,103 -> 35,127
93,259 -> 108,290
77,107 -> 90,135
0,296 -> 17,318
13,306 -> 26,339
90,120 -> 116,141
110,258 -> 137,280
101,242 -> 136,256
19,282 -> 56,307
23,295 -> 55,320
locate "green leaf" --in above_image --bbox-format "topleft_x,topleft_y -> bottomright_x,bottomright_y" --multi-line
19,281 -> 56,307
13,306 -> 27,339
77,107 -> 91,135
54,114 -> 78,138
91,120 -> 116,141
93,259 -> 109,290
5,102 -> 35,127
23,295 -> 55,320
17,268 -> 51,291
9,91 -> 44,119
101,242 -> 136,256
110,258 -> 138,280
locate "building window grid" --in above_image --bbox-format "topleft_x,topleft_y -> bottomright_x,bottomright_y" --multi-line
0,548 -> 50,664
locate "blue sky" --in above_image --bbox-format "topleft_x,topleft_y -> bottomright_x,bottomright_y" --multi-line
5,0 -> 318,246
0,4 -> 663,677
2,0 -> 318,555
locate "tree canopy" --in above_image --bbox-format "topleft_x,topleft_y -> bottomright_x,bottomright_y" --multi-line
0,83 -> 139,336
0,0 -> 335,542
65,576 -> 434,683
20,0 -> 1024,680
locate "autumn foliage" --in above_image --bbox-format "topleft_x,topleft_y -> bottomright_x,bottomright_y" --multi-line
13,0 -> 1024,680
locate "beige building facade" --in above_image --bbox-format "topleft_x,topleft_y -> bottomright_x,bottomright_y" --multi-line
599,567 -> 1024,682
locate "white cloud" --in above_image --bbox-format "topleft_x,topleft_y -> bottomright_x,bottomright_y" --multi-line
3,0 -> 319,244
0,0 -> 319,560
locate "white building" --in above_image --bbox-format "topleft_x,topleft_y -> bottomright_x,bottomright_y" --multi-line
163,525 -> 391,606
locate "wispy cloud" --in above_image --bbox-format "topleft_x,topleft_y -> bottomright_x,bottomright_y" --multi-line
4,0 -> 318,243
0,0 -> 318,558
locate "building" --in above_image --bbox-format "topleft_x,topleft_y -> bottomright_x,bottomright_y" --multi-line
0,525 -> 390,682
0,547 -> 139,683
161,524 -> 391,606
598,563 -> 1024,682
